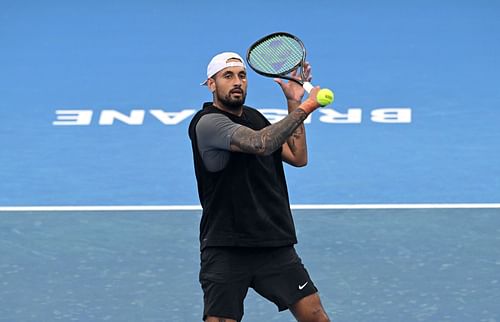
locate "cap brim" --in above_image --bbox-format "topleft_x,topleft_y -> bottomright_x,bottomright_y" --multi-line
200,79 -> 208,86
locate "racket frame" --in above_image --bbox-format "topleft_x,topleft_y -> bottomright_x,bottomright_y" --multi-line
246,32 -> 313,92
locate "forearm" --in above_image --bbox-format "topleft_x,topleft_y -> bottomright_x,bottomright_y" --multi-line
285,99 -> 308,159
230,108 -> 309,155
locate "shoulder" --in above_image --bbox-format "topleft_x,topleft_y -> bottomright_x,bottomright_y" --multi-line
190,103 -> 217,122
196,113 -> 236,131
189,103 -> 223,137
195,113 -> 242,147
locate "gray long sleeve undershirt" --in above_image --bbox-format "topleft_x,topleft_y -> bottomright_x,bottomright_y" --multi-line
195,113 -> 242,172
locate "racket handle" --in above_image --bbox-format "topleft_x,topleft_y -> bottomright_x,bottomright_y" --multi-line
303,82 -> 314,93
303,81 -> 335,107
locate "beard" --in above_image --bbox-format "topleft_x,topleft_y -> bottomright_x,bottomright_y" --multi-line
216,89 -> 246,110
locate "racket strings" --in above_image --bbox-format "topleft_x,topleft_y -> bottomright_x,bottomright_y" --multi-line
248,35 -> 304,75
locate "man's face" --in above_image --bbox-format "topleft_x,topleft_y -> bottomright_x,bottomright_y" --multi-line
208,61 -> 247,110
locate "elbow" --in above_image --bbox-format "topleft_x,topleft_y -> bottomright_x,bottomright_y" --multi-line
295,160 -> 308,167
290,157 -> 308,167
296,153 -> 308,167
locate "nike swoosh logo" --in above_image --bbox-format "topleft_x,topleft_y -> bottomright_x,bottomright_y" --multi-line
298,282 -> 308,290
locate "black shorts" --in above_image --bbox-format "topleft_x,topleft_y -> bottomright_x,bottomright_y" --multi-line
199,246 -> 318,321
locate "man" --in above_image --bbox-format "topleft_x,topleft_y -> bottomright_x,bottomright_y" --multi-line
188,52 -> 330,322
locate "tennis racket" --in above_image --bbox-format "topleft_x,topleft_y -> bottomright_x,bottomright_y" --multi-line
246,32 -> 334,106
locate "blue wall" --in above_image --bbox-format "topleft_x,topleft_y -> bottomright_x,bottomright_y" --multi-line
1,0 -> 499,206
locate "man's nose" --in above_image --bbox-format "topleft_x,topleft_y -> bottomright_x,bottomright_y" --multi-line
233,77 -> 243,86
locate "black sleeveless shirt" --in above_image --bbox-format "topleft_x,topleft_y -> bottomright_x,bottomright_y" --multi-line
188,102 -> 297,250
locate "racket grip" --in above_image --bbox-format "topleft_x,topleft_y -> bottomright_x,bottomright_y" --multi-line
303,82 -> 314,93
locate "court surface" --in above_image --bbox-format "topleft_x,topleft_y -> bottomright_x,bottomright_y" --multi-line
1,0 -> 500,321
1,209 -> 499,322
1,0 -> 499,206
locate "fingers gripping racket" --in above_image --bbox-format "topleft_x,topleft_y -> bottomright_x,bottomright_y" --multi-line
246,32 -> 334,106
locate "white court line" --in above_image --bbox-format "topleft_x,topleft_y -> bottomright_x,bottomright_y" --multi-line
0,203 -> 499,212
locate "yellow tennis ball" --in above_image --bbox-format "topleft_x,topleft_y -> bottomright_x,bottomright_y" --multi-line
316,88 -> 334,106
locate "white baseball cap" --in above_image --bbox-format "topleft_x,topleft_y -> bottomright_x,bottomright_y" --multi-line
200,52 -> 246,86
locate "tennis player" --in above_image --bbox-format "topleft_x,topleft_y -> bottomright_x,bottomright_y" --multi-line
188,52 -> 330,322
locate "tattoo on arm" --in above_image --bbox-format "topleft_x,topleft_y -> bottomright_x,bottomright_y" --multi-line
231,108 -> 308,155
287,124 -> 305,152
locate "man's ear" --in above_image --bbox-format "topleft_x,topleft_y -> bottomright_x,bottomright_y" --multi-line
207,78 -> 216,93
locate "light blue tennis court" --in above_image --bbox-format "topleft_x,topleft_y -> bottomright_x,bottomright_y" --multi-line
1,0 -> 499,321
2,209 -> 500,321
